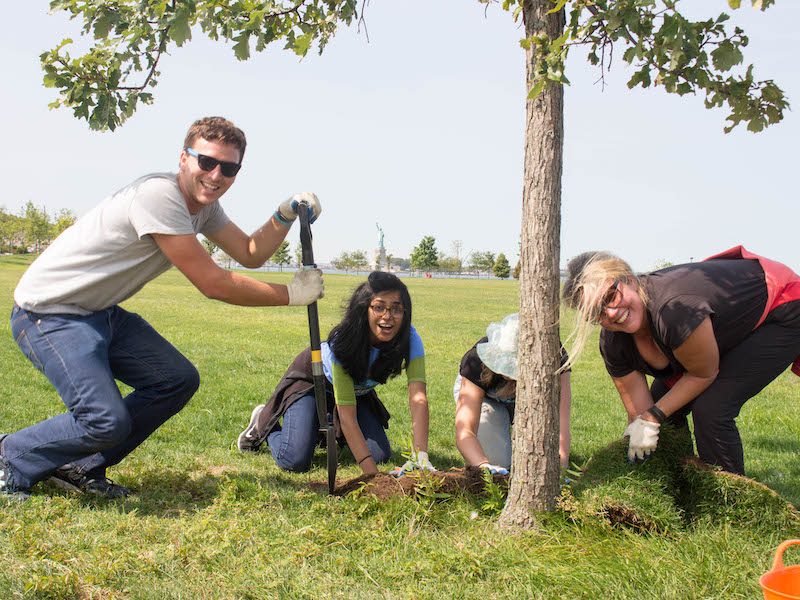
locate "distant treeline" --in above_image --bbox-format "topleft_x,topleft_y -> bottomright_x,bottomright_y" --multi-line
0,202 -> 77,254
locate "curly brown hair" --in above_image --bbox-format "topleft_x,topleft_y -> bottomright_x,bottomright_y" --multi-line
183,116 -> 247,162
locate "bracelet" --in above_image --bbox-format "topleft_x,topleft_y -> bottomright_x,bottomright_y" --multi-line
357,455 -> 372,465
273,210 -> 294,227
647,405 -> 667,424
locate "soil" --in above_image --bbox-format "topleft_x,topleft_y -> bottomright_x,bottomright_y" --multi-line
311,467 -> 509,500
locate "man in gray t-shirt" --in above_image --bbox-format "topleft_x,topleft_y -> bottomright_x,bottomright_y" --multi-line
0,116 -> 324,502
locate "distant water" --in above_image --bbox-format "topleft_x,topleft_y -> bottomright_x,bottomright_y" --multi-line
224,263 -> 512,280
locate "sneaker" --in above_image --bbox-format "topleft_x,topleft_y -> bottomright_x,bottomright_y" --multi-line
236,404 -> 266,452
0,435 -> 30,503
48,465 -> 130,499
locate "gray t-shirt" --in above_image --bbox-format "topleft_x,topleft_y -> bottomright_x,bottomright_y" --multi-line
14,173 -> 230,315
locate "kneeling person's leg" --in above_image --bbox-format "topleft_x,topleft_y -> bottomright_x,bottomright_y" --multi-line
356,401 -> 392,464
476,399 -> 512,470
6,308 -> 133,488
73,307 -> 200,476
268,394 -> 320,472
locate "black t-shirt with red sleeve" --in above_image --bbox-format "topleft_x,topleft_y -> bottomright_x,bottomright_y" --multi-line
599,259 -> 768,379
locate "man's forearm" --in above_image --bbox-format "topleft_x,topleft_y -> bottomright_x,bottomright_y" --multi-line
201,269 -> 289,306
240,215 -> 291,268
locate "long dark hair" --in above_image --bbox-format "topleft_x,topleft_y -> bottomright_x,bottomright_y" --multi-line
327,271 -> 413,384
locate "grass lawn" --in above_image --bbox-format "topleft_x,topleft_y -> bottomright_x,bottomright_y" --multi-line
1,255 -> 799,599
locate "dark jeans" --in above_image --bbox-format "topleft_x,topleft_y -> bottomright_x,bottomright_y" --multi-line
267,394 -> 391,472
652,300 -> 800,475
4,305 -> 199,489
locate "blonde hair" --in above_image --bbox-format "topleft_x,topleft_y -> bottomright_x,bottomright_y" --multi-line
560,251 -> 647,370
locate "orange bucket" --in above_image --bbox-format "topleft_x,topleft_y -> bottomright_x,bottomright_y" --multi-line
761,540 -> 800,600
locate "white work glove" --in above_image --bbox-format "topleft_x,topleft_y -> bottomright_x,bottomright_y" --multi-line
622,417 -> 660,462
391,451 -> 437,477
478,462 -> 510,476
286,267 -> 324,306
276,192 -> 322,225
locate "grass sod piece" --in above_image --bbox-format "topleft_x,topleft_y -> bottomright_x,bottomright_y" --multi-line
561,426 -> 693,534
680,457 -> 800,535
562,426 -> 800,537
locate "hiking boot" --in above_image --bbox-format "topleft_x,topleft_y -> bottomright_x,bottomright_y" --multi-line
0,435 -> 30,503
48,465 -> 130,499
236,404 -> 266,452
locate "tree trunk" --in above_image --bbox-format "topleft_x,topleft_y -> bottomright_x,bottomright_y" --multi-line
497,0 -> 565,529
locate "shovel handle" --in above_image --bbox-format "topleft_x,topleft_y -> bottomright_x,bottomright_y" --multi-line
296,203 -> 328,429
297,202 -> 338,494
772,540 -> 800,571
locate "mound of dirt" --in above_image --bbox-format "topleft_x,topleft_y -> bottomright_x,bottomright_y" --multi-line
312,467 -> 508,500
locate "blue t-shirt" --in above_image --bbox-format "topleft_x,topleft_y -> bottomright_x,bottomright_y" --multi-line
322,325 -> 425,404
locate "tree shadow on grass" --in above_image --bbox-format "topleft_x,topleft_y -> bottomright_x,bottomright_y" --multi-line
38,469 -> 230,516
38,467 -> 320,517
36,445 -> 465,515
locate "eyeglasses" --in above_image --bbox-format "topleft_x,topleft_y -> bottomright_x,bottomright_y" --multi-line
185,148 -> 241,177
595,279 -> 623,322
369,303 -> 405,318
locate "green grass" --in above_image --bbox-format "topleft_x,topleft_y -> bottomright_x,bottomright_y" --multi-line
1,256 -> 799,599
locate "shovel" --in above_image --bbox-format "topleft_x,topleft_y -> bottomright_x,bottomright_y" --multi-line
297,202 -> 338,494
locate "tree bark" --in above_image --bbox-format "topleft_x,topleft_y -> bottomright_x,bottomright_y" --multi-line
497,0 -> 565,529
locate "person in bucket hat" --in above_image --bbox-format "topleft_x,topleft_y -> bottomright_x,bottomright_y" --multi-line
453,313 -> 573,475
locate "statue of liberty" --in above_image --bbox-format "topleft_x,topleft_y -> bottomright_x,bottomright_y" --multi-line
376,223 -> 385,249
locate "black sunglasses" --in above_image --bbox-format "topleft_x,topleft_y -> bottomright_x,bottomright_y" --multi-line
185,148 -> 241,177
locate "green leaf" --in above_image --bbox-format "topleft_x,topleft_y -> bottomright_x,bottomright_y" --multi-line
233,35 -> 251,61
75,102 -> 89,120
245,10 -> 264,31
550,30 -> 569,52
169,9 -> 192,46
627,68 -> 652,90
49,0 -> 73,12
761,83 -> 783,103
547,0 -> 568,15
747,117 -> 765,132
727,0 -> 742,7
93,15 -> 114,39
711,40 -> 743,72
622,47 -> 636,64
527,78 -> 546,100
292,33 -> 313,56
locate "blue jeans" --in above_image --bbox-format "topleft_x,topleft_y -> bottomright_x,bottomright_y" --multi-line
267,394 -> 391,472
453,375 -> 514,470
4,305 -> 199,489
476,398 -> 515,470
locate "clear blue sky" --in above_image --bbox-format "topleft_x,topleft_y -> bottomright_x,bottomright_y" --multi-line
3,1 -> 798,272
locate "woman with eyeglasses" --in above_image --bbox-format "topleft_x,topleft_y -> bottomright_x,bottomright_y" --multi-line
454,313 -> 572,476
235,271 -> 435,475
562,247 -> 800,475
